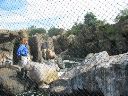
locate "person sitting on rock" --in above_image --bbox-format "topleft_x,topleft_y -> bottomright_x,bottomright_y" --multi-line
41,42 -> 49,60
17,38 -> 30,78
41,41 -> 57,60
46,49 -> 56,60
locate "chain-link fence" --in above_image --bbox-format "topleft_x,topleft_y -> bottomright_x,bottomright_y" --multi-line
0,0 -> 128,96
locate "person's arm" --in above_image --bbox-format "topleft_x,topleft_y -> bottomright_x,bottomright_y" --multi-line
24,46 -> 29,56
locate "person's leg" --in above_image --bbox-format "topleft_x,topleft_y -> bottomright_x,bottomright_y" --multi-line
21,56 -> 28,78
20,67 -> 26,78
24,56 -> 31,78
24,69 -> 28,78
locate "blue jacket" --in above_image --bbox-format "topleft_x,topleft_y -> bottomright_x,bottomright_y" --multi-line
17,44 -> 29,56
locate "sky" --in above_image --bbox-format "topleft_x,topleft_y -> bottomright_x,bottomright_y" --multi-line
0,0 -> 128,30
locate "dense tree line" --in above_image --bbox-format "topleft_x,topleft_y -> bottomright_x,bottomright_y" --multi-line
28,8 -> 128,37
28,8 -> 128,58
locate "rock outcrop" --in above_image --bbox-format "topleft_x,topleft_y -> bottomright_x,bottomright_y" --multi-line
0,32 -> 18,66
1,51 -> 128,96
28,61 -> 59,85
49,51 -> 128,96
29,34 -> 55,62
0,68 -> 25,95
0,60 -> 60,95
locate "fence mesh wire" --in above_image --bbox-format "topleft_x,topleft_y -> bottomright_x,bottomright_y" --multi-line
0,0 -> 128,96
0,0 -> 127,29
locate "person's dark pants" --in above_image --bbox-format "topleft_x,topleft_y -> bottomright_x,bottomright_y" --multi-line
21,68 -> 27,78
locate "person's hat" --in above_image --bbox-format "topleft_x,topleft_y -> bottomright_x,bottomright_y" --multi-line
18,29 -> 28,38
21,38 -> 28,44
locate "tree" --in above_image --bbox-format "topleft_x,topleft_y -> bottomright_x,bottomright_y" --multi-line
48,27 -> 64,37
115,8 -> 128,22
84,12 -> 97,26
95,20 -> 106,28
71,23 -> 83,35
29,27 -> 46,36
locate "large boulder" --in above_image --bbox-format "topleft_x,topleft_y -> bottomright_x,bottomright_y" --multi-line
28,62 -> 59,85
49,51 -> 128,96
47,37 -> 55,51
0,32 -> 17,65
0,68 -> 25,95
29,34 -> 43,62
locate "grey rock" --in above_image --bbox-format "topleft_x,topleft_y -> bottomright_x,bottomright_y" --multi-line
49,51 -> 128,96
0,68 -> 25,95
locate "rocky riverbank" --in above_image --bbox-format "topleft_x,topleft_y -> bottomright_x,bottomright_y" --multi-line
1,51 -> 128,96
